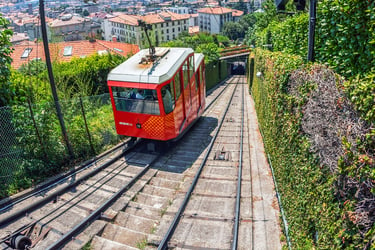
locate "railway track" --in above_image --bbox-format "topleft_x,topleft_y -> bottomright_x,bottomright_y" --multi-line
154,75 -> 248,249
0,75 -> 282,249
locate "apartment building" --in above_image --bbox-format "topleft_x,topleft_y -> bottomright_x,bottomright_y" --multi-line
47,14 -> 97,42
198,6 -> 243,34
198,7 -> 233,34
104,11 -> 189,48
8,13 -> 41,41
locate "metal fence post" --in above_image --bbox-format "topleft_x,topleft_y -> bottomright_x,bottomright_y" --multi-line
79,97 -> 95,155
39,0 -> 74,159
307,0 -> 317,62
27,100 -> 48,162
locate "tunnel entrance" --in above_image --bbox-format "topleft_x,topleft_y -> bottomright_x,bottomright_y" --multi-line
230,62 -> 246,75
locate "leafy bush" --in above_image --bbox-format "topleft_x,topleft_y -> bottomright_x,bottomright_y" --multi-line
161,32 -> 229,64
250,0 -> 375,78
316,0 -> 375,78
345,72 -> 375,123
266,13 -> 308,58
53,53 -> 125,98
3,53 -> 126,107
251,48 -> 374,248
1,94 -> 122,198
0,14 -> 14,107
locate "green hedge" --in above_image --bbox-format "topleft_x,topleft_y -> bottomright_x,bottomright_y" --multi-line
205,60 -> 228,90
317,0 -> 375,78
251,48 -> 374,248
253,0 -> 375,78
265,13 -> 308,58
4,53 -> 126,107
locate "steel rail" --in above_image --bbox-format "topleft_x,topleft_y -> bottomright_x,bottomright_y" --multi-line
204,76 -> 232,111
232,77 -> 245,249
0,75 -> 228,212
46,152 -> 163,250
0,139 -> 138,233
157,77 -> 240,250
47,77 -> 239,249
23,157 -> 132,233
0,139 -> 132,213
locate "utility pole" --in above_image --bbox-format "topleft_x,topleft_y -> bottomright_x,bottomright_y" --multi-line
39,0 -> 74,158
307,0 -> 317,62
275,0 -> 317,62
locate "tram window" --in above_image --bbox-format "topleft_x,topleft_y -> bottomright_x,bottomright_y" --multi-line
161,85 -> 175,114
183,61 -> 189,89
174,73 -> 181,99
112,87 -> 160,115
189,56 -> 194,80
168,81 -> 175,101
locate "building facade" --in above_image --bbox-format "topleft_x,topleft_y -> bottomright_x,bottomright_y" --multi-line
198,7 -> 234,34
47,14 -> 94,42
8,14 -> 41,41
104,11 -> 189,48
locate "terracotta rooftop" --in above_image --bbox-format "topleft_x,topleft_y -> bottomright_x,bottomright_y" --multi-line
109,11 -> 189,26
189,26 -> 199,35
198,7 -> 234,15
232,9 -> 244,17
48,15 -> 90,28
10,32 -> 29,44
11,40 -> 139,69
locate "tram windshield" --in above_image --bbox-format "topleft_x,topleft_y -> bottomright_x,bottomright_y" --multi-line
112,87 -> 160,115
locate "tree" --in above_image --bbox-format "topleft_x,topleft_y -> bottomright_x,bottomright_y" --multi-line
0,14 -> 14,107
223,22 -> 244,40
195,43 -> 219,63
244,0 -> 282,45
239,14 -> 257,33
234,0 -> 248,14
83,9 -> 90,17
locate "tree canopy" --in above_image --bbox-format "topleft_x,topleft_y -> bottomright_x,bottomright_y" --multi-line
161,32 -> 230,63
0,14 -> 14,107
223,22 -> 244,41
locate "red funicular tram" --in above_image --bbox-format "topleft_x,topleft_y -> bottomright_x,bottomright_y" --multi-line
107,47 -> 205,141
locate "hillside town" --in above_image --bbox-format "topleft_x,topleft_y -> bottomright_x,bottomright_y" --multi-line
0,0 -> 264,69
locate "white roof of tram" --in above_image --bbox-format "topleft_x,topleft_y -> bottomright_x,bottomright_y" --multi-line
108,47 -> 203,84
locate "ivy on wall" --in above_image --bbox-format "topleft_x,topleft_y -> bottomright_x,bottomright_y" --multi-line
251,48 -> 374,249
317,0 -> 375,78
252,0 -> 375,79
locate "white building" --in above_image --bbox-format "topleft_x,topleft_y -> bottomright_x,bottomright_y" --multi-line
198,7 -> 237,34
104,11 -> 190,48
168,6 -> 190,14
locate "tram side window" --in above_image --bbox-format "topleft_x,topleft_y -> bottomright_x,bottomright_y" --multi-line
162,84 -> 175,114
182,61 -> 189,89
168,81 -> 175,101
174,72 -> 181,99
189,55 -> 194,80
112,87 -> 160,115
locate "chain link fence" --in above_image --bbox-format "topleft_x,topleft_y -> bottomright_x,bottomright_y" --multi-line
0,94 -> 123,196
